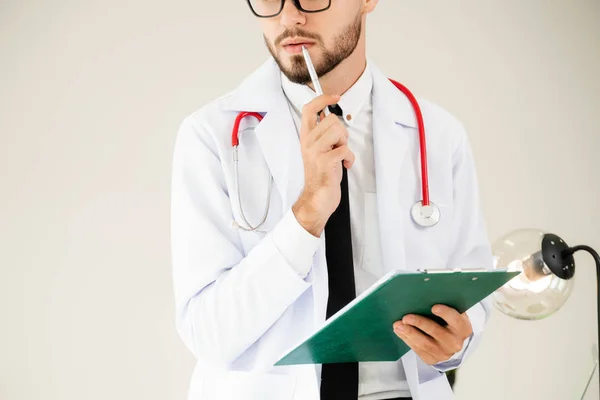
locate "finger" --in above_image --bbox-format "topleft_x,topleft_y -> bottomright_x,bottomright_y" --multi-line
343,158 -> 354,169
431,305 -> 463,329
317,110 -> 326,124
403,314 -> 465,355
402,314 -> 453,343
313,123 -> 349,153
402,336 -> 439,365
394,322 -> 447,364
394,321 -> 441,353
301,95 -> 341,132
324,145 -> 355,169
432,305 -> 472,339
305,114 -> 345,147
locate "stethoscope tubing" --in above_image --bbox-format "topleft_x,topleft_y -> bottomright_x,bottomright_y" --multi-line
230,80 -> 440,230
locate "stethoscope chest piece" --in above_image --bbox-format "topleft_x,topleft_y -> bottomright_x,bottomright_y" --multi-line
411,201 -> 441,227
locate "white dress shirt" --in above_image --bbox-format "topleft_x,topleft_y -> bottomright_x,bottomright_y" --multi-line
277,62 -> 412,399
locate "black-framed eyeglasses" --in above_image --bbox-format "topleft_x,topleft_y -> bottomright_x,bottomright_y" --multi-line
246,0 -> 331,18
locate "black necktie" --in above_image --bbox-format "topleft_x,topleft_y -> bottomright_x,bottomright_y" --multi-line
320,104 -> 359,400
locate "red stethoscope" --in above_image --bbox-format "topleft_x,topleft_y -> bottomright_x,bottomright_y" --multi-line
230,80 -> 440,232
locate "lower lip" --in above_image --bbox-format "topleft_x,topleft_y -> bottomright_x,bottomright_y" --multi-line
283,43 -> 315,54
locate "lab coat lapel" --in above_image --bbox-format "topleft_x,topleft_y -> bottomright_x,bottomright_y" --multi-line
253,102 -> 305,210
224,58 -> 305,211
372,63 -> 420,398
370,63 -> 416,274
371,62 -> 454,400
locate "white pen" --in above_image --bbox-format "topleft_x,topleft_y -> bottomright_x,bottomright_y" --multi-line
301,45 -> 330,117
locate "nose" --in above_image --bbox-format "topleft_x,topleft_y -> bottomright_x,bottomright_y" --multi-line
279,0 -> 306,28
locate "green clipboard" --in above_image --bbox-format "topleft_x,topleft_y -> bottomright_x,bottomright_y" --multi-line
275,268 -> 519,366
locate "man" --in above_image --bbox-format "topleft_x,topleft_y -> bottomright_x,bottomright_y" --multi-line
170,0 -> 493,399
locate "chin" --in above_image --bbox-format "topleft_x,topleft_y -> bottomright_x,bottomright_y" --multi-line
275,53 -> 311,84
280,51 -> 305,65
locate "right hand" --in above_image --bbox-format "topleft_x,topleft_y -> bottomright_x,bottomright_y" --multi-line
292,94 -> 355,237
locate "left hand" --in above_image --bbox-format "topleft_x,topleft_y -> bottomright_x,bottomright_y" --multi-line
392,305 -> 472,365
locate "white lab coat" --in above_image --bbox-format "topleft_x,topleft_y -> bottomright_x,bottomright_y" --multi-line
170,57 -> 493,400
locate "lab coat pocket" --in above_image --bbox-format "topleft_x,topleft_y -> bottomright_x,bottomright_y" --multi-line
360,192 -> 385,277
406,201 -> 455,268
196,370 -> 297,400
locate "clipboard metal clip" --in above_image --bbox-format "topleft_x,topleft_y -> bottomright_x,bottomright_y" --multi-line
417,268 -> 496,274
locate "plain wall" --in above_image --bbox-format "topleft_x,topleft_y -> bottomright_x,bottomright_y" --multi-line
1,1 -> 599,399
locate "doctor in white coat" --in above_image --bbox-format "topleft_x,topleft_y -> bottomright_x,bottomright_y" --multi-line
170,0 -> 493,399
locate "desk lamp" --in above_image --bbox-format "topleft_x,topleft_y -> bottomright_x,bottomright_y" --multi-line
491,229 -> 600,397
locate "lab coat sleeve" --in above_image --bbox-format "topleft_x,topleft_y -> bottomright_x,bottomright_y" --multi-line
431,303 -> 487,372
421,121 -> 493,376
272,209 -> 322,278
170,115 -> 316,367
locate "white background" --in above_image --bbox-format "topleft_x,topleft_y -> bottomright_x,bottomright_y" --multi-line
1,1 -> 599,399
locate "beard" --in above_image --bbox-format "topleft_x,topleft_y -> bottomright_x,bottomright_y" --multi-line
264,13 -> 362,84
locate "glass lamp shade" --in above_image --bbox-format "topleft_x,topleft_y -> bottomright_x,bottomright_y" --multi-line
491,229 -> 575,320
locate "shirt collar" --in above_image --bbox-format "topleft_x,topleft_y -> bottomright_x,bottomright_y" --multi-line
281,60 -> 373,126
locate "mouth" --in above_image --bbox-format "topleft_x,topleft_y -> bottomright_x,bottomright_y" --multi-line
281,38 -> 316,55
